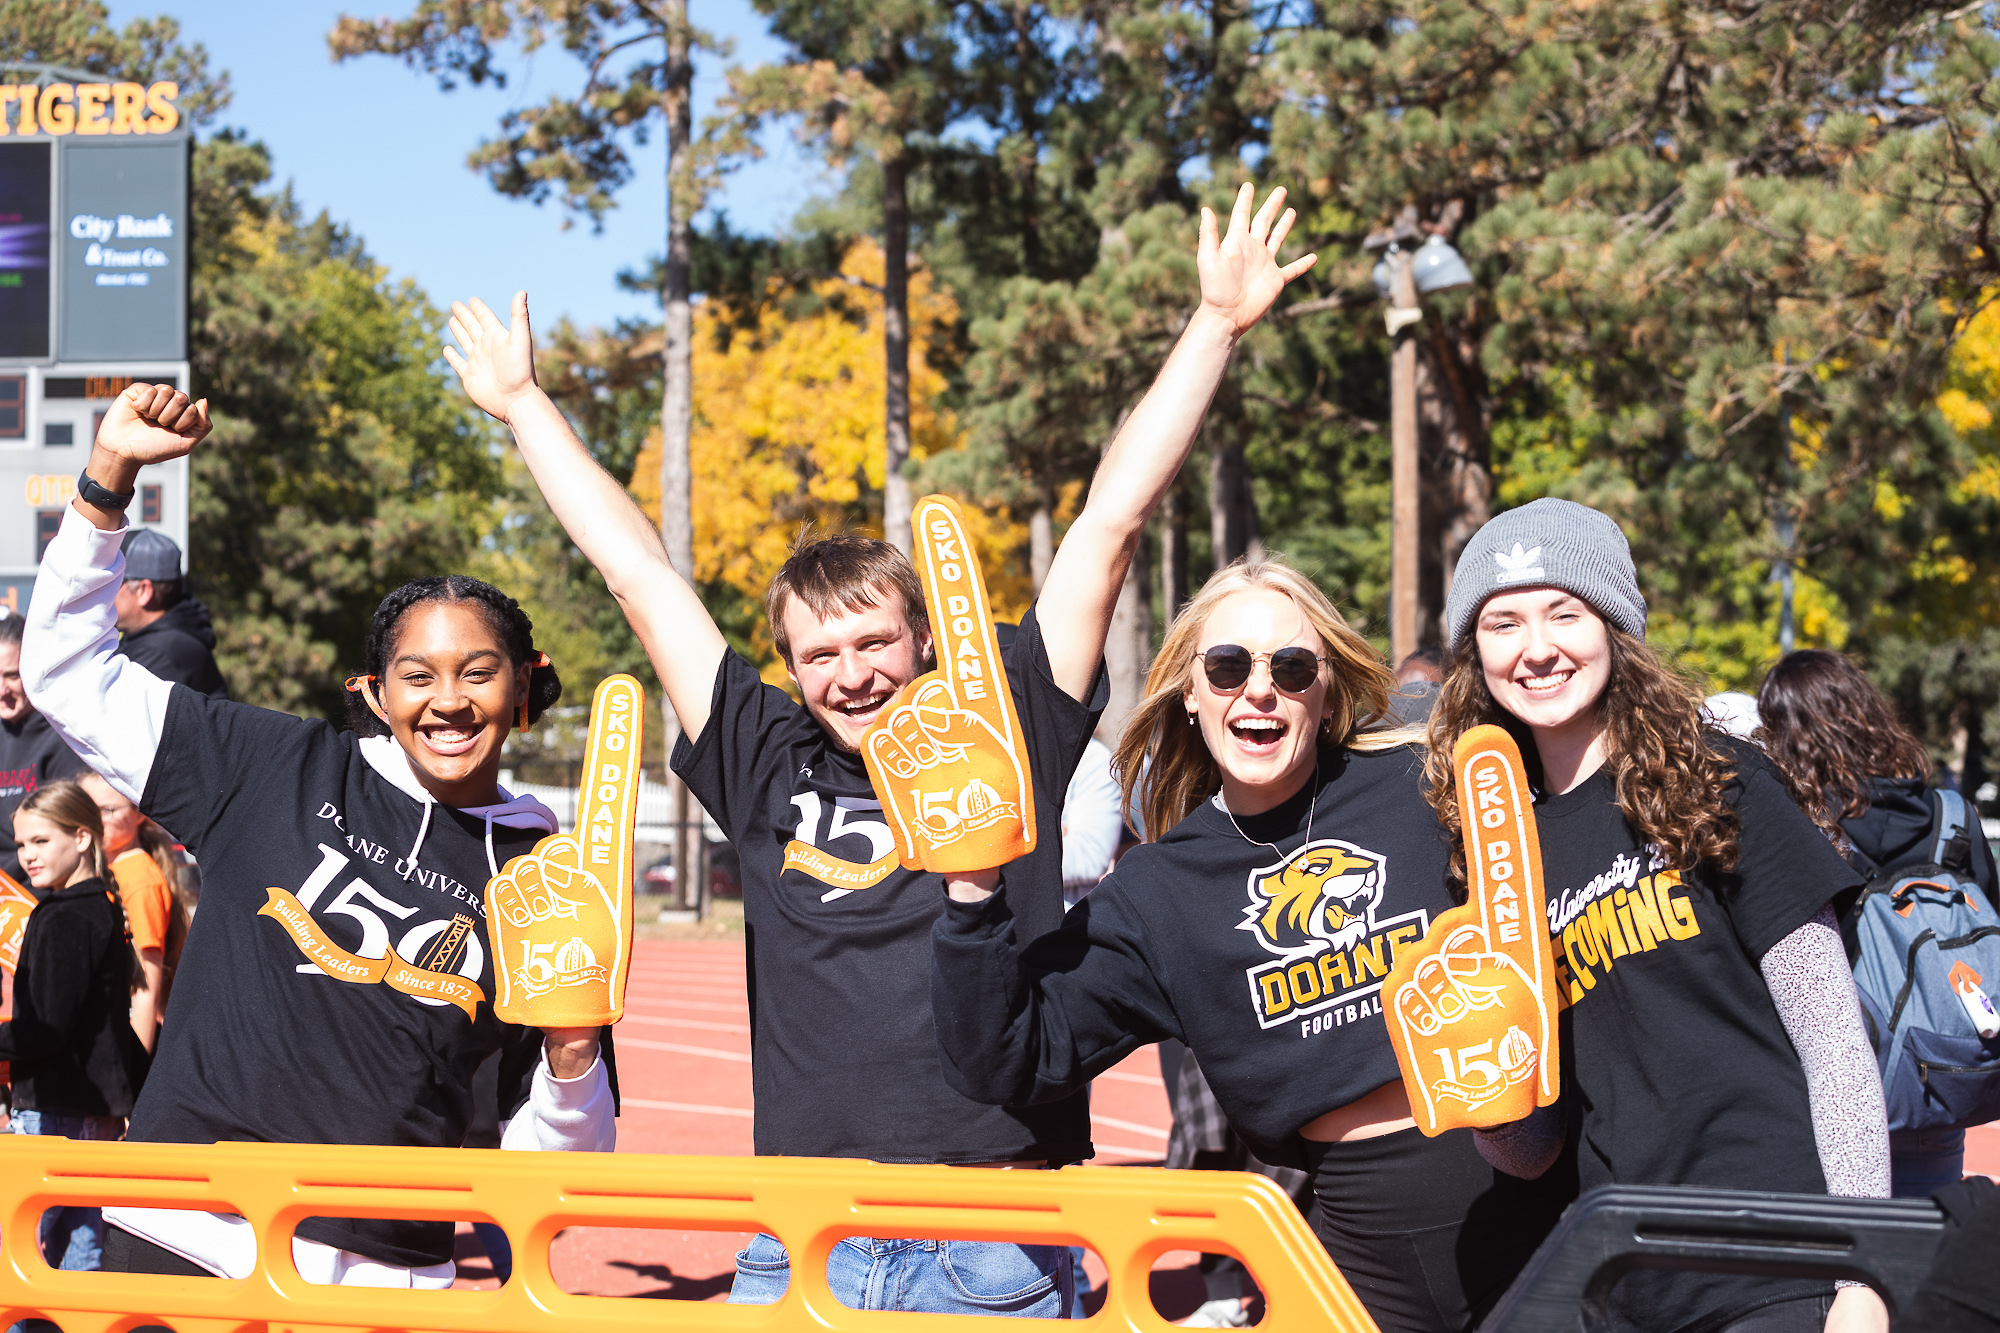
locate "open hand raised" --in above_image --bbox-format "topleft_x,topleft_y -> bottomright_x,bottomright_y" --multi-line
1196,183 -> 1318,336
96,384 -> 211,466
445,292 -> 539,424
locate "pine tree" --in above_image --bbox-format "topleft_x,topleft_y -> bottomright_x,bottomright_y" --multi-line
1265,0 -> 2000,663
331,1 -> 720,897
713,0 -> 973,556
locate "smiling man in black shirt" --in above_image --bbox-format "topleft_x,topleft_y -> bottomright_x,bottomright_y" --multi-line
442,182 -> 1320,1314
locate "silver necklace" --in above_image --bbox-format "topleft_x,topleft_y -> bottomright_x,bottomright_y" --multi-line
1220,758 -> 1320,860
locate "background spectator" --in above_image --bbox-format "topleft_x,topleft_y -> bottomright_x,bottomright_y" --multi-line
1758,648 -> 2000,1198
79,773 -> 187,1054
0,615 -> 87,890
1061,738 -> 1125,909
1702,691 -> 1762,739
114,531 -> 228,701
1388,645 -> 1442,724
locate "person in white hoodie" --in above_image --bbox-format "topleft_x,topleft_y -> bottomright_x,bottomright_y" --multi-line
21,383 -> 617,1290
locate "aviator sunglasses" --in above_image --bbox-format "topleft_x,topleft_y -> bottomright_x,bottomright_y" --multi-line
1196,645 -> 1326,694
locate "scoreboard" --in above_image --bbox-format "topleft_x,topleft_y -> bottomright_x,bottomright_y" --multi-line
0,80 -> 189,616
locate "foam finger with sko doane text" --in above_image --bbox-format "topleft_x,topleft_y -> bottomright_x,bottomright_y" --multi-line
485,674 -> 644,1025
1385,725 -> 1561,1134
863,494 -> 1037,873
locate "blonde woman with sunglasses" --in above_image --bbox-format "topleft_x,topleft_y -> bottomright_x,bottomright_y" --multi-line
931,555 -> 1569,1333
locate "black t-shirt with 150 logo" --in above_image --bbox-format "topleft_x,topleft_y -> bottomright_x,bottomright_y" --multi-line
673,607 -> 1106,1164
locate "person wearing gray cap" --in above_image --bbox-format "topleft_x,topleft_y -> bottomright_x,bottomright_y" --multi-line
1422,498 -> 1891,1333
115,529 -> 228,701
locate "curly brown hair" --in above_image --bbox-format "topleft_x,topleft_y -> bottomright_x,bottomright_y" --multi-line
1755,649 -> 1930,821
1423,628 -> 1741,891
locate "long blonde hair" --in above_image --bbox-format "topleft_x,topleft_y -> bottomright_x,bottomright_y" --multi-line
1115,554 -> 1417,841
17,780 -> 108,881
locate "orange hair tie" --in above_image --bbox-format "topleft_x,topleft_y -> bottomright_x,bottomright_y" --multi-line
343,675 -> 376,693
519,653 -> 551,734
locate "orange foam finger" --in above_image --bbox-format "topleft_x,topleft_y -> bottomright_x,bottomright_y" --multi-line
0,870 -> 35,975
1385,727 -> 1561,1134
485,675 -> 644,1027
862,495 -> 1036,874
1452,724 -> 1559,1104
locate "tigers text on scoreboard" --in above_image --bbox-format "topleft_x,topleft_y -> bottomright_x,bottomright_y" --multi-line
0,84 -> 189,614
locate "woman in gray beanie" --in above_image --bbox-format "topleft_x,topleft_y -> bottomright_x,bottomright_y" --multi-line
1424,499 -> 1891,1333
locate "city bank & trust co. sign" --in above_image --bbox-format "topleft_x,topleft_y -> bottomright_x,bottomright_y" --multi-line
0,82 -> 182,138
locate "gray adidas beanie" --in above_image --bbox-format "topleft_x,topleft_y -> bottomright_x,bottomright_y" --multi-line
1444,498 -> 1646,646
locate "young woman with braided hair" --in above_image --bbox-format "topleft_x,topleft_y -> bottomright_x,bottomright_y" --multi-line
1426,499 -> 1890,1333
21,384 -> 616,1290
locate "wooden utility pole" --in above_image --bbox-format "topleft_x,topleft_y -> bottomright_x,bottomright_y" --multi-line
882,152 -> 914,556
1389,247 -> 1421,667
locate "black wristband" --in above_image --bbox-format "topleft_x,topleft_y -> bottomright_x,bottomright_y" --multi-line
76,470 -> 134,512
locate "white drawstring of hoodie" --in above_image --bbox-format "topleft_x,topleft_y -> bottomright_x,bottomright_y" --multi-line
401,791 -> 503,880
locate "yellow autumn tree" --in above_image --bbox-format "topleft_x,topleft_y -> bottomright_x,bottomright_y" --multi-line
633,240 -> 1030,685
1880,294 -> 2000,640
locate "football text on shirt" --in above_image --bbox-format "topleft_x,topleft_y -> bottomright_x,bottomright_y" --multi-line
1548,849 -> 1703,1002
1237,838 -> 1429,1030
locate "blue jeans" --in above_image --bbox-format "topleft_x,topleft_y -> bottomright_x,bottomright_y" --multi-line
1889,1126 -> 1966,1198
7,1109 -> 124,1333
728,1232 -> 1075,1317
8,1110 -> 123,1271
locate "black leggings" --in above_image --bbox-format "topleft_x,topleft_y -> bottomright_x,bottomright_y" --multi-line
1303,1126 -> 1570,1333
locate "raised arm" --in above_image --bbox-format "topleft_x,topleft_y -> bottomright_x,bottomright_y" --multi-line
445,294 -> 728,740
1036,183 -> 1318,700
24,386 -> 209,801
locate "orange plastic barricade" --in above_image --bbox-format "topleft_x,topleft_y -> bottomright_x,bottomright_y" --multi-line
0,1138 -> 1378,1333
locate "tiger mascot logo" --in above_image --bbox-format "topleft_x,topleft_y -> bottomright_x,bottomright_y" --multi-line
1238,839 -> 1386,957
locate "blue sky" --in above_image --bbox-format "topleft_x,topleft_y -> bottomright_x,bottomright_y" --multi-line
105,0 -> 830,331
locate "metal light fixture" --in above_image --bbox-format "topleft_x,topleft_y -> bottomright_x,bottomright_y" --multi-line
1372,234 -> 1474,299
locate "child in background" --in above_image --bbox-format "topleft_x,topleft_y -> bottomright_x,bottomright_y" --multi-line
3,780 -> 150,1277
80,773 -> 186,1052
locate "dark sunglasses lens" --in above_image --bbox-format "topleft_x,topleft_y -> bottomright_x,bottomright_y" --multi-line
1270,648 -> 1321,691
1202,647 -> 1253,690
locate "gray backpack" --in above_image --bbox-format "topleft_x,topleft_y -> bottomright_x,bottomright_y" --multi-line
1849,789 -> 2000,1132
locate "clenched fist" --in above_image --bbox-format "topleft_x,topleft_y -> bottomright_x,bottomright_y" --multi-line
486,675 -> 643,1026
1387,726 -> 1561,1134
862,495 -> 1036,874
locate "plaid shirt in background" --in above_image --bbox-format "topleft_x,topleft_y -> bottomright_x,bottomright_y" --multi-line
1165,1049 -> 1314,1208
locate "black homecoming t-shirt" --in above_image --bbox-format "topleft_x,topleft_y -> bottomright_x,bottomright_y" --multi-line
1537,737 -> 1862,1333
673,607 -> 1105,1163
934,745 -> 1461,1168
134,686 -> 563,1269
